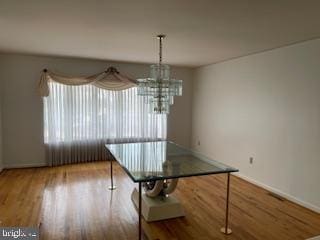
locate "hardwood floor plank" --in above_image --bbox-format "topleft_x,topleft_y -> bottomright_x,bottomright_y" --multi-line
0,162 -> 319,240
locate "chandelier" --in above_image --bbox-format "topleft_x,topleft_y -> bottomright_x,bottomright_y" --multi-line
137,35 -> 182,114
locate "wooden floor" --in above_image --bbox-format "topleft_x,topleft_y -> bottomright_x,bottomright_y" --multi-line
0,162 -> 319,240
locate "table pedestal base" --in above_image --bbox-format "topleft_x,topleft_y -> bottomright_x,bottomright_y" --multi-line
131,188 -> 185,222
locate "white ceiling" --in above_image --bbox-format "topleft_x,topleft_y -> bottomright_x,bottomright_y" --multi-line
1,0 -> 320,67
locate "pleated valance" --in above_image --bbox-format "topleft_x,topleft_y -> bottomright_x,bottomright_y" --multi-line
39,66 -> 137,97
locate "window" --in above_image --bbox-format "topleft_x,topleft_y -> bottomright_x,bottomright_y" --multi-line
44,82 -> 167,144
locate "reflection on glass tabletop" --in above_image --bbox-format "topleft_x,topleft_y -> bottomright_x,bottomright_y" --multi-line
106,141 -> 239,182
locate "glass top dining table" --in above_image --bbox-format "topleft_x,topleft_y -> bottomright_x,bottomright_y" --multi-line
106,140 -> 238,183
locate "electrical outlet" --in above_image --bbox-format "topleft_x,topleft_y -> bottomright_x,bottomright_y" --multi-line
249,157 -> 253,164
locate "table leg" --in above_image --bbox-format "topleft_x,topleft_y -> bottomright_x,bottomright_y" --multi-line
220,173 -> 232,235
139,182 -> 142,240
108,158 -> 116,190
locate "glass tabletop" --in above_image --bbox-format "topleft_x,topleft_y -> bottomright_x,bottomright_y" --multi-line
106,141 -> 239,183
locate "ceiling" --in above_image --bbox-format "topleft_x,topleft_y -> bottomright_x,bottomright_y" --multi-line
1,0 -> 320,67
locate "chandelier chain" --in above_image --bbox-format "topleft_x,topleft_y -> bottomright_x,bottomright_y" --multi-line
159,36 -> 163,66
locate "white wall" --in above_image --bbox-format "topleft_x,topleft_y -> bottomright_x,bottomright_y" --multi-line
0,56 -> 3,172
0,53 -> 193,168
192,39 -> 320,212
0,98 -> 2,172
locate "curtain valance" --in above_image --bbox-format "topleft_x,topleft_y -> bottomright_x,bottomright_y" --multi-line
39,66 -> 137,97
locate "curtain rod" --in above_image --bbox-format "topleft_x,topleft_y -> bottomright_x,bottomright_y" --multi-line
42,67 -> 119,74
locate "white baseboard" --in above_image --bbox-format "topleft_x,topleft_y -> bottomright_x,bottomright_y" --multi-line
4,162 -> 48,169
234,172 -> 320,214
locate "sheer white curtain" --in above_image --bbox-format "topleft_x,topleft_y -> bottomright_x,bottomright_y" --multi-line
43,81 -> 167,166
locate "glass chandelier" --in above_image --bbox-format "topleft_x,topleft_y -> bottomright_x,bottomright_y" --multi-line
137,35 -> 182,114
